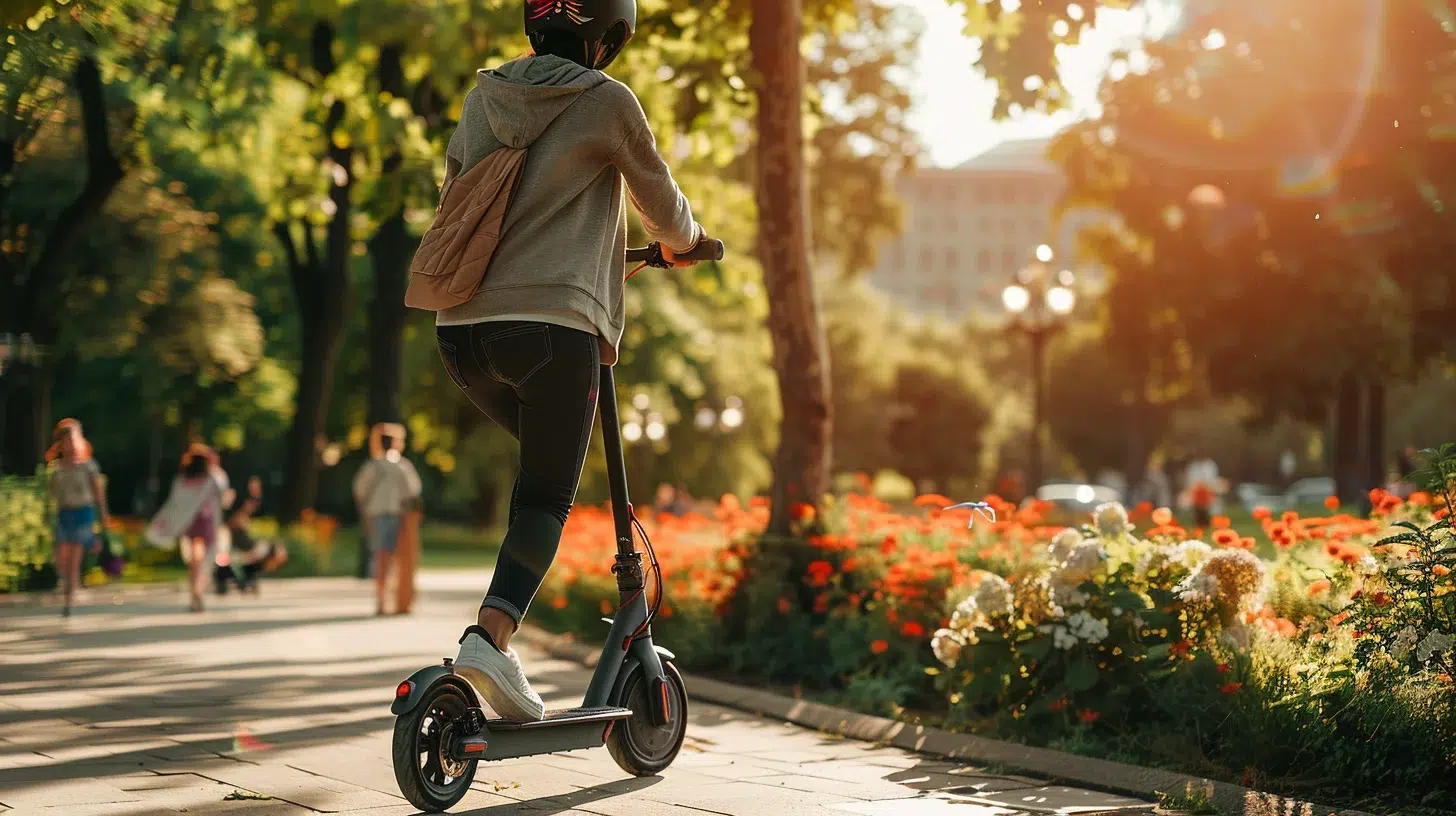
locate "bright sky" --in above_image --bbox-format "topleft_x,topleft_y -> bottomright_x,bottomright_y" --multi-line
900,0 -> 1166,167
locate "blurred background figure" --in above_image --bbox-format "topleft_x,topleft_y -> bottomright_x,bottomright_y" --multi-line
1134,454 -> 1173,511
1389,445 -> 1420,499
148,444 -> 230,613
1182,448 -> 1224,530
216,476 -> 282,595
354,423 -> 422,616
46,419 -> 110,617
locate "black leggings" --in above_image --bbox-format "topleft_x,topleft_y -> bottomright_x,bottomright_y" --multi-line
436,321 -> 600,625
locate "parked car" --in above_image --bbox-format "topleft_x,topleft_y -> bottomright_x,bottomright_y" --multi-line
1235,482 -> 1286,513
1285,476 -> 1336,508
1035,483 -> 1122,515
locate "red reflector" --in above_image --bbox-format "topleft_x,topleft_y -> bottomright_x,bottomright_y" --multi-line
603,722 -> 615,741
395,681 -> 413,698
659,681 -> 671,715
463,743 -> 485,753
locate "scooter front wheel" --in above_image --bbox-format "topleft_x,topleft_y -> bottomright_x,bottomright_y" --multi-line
392,682 -> 477,812
607,660 -> 689,776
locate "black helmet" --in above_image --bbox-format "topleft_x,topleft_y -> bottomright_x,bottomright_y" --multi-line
526,0 -> 636,70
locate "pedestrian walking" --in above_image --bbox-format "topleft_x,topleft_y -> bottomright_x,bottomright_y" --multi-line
217,476 -> 282,595
147,444 -> 230,612
354,423 -> 422,616
46,419 -> 110,617
1183,448 -> 1224,530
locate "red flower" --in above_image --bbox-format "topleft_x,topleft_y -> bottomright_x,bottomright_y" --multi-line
1371,591 -> 1391,607
777,597 -> 792,615
1252,507 -> 1272,521
1220,682 -> 1243,694
791,503 -> 816,523
870,640 -> 889,654
1212,515 -> 1231,529
806,560 -> 834,587
1049,698 -> 1070,712
841,557 -> 860,573
900,621 -> 925,637
1170,639 -> 1193,657
813,593 -> 829,614
880,535 -> 898,556
1133,501 -> 1153,515
1324,495 -> 1340,511
1077,709 -> 1100,724
1216,663 -> 1230,674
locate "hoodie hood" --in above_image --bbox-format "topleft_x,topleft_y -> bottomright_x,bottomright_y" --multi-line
475,55 -> 611,149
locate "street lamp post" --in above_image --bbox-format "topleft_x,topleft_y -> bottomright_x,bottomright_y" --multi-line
1002,246 -> 1077,494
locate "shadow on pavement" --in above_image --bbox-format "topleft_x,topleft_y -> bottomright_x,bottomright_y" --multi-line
457,776 -> 663,815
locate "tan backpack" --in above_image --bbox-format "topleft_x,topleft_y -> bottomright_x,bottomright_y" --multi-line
404,145 -> 529,310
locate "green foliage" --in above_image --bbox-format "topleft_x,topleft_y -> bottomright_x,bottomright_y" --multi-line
0,472 -> 52,591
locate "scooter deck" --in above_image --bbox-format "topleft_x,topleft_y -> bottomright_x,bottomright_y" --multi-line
453,706 -> 632,762
488,706 -> 631,731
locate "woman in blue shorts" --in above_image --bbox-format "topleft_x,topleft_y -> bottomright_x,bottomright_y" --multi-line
47,419 -> 110,617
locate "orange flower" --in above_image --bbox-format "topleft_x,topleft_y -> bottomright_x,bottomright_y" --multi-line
880,535 -> 898,556
1252,506 -> 1272,521
1434,564 -> 1451,577
551,595 -> 568,610
600,599 -> 614,615
777,597 -> 793,615
1307,579 -> 1332,597
1133,501 -> 1153,516
1410,491 -> 1431,506
1371,591 -> 1391,606
1216,662 -> 1230,674
870,640 -> 889,654
1241,537 -> 1258,550
1220,682 -> 1243,694
813,593 -> 829,613
1212,515 -> 1231,529
1324,495 -> 1341,511
900,621 -> 925,637
1281,510 -> 1300,526
914,493 -> 953,508
1212,528 -> 1240,547
1437,508 -> 1451,521
1049,698 -> 1070,712
791,503 -> 816,523
1077,709 -> 1100,724
1151,507 -> 1174,526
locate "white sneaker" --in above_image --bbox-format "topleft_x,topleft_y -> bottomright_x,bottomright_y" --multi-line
454,631 -> 546,722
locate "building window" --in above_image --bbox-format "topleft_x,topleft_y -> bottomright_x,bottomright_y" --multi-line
945,248 -> 958,271
920,248 -> 934,271
978,249 -> 992,273
1002,248 -> 1017,273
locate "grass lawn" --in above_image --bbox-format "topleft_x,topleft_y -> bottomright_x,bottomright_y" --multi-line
101,521 -> 503,587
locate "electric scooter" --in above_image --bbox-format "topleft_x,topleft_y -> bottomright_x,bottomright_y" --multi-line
389,238 -> 727,813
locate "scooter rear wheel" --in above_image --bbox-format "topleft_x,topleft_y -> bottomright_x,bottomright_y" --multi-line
607,660 -> 689,776
392,682 -> 477,813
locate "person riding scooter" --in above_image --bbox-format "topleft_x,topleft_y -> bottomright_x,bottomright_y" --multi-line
431,0 -> 714,722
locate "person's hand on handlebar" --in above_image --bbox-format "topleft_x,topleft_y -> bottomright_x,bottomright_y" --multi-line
660,243 -> 702,268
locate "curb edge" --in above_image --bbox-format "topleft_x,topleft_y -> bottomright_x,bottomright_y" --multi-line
518,624 -> 1380,816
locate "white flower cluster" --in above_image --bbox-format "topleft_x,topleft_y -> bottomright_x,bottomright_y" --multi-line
1175,571 -> 1221,605
932,628 -> 967,667
1049,528 -> 1082,562
1093,502 -> 1134,538
1038,610 -> 1110,650
1415,630 -> 1453,664
1058,540 -> 1108,584
973,573 -> 1015,618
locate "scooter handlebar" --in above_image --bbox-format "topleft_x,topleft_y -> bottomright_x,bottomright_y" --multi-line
625,239 -> 726,268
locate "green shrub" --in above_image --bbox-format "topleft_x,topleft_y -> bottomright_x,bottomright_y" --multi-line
0,472 -> 54,592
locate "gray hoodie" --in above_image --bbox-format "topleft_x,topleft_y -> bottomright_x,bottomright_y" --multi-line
434,55 -> 702,365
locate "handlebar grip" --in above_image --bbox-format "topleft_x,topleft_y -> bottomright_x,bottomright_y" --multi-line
625,239 -> 726,265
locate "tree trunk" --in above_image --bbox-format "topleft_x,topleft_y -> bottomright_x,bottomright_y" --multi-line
366,45 -> 412,427
1365,381 -> 1386,493
0,361 -> 51,476
367,208 -> 411,426
1333,374 -> 1364,506
276,90 -> 353,521
751,0 -> 833,535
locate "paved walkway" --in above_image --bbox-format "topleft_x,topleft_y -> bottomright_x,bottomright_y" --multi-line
0,573 -> 1154,816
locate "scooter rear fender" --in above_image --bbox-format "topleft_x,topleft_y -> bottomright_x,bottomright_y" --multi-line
391,665 -> 479,716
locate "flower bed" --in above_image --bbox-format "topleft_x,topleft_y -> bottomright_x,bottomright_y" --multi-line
534,475 -> 1456,812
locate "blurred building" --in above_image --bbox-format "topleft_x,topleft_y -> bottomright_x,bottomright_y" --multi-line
868,136 -> 1110,321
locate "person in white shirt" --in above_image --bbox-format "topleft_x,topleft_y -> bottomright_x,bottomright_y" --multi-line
353,424 -> 423,616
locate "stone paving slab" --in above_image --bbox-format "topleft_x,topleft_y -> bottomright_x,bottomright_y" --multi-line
0,573 -> 1153,815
